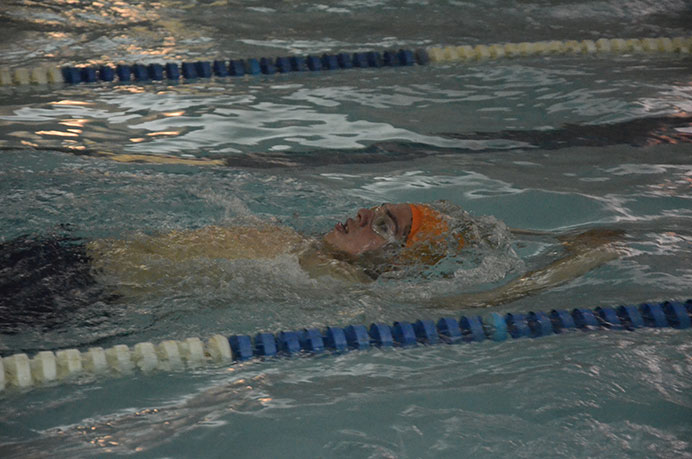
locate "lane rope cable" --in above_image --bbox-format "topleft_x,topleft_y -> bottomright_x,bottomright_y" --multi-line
1,299 -> 690,393
0,36 -> 689,87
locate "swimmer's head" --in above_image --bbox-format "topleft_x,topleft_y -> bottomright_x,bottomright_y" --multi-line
322,203 -> 463,265
322,203 -> 412,257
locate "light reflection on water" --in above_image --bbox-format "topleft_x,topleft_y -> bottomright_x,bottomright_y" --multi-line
1,60 -> 690,160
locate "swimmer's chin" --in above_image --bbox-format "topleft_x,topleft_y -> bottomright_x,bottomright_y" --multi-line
297,242 -> 377,283
318,238 -> 361,263
320,236 -> 397,263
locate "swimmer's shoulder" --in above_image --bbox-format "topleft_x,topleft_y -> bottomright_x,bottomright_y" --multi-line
88,223 -> 308,263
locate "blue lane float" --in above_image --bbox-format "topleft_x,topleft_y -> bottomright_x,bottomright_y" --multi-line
1,300 -> 690,392
46,48 -> 423,86
228,299 -> 691,359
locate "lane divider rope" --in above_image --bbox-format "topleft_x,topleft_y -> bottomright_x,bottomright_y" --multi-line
0,36 -> 689,88
1,299 -> 690,393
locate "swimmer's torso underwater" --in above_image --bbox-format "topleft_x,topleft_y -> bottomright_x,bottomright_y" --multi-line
0,201 -> 623,332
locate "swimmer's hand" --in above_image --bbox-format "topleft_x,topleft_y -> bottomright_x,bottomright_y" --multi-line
427,228 -> 625,309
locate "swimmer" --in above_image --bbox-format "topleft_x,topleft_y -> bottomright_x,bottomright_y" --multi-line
307,202 -> 623,308
0,202 -> 623,330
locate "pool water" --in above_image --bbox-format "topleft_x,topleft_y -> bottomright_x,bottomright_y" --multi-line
1,0 -> 691,457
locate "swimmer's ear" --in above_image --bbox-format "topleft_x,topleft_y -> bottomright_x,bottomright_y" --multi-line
351,245 -> 401,278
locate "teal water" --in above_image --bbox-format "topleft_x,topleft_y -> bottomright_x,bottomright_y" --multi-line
1,0 -> 691,457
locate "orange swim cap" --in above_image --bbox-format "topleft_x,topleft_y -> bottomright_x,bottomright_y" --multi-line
400,204 -> 464,266
401,204 -> 464,265
407,204 -> 449,247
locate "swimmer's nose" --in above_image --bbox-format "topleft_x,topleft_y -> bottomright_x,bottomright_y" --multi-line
357,208 -> 373,227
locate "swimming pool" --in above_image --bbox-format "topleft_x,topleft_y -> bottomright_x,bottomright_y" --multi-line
1,0 -> 691,456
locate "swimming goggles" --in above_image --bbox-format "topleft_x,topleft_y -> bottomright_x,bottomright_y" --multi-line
370,205 -> 402,244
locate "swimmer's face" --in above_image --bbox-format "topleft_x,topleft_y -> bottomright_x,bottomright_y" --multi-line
323,203 -> 412,256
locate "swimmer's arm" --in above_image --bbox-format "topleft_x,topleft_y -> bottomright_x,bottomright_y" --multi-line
427,229 -> 625,309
